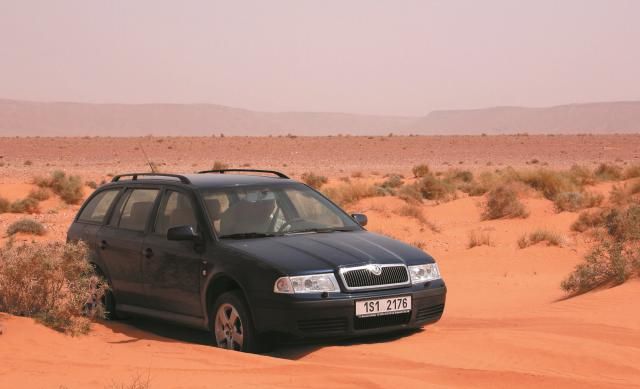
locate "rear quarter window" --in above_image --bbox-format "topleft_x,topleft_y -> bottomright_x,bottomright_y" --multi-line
77,189 -> 120,223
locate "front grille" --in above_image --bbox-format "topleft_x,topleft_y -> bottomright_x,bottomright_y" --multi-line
297,317 -> 348,334
340,264 -> 410,291
415,304 -> 445,322
354,312 -> 411,330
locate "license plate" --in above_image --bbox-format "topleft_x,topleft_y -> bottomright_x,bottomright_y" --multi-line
355,296 -> 412,318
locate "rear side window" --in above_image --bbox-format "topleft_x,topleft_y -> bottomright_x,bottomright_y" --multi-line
117,189 -> 159,232
77,189 -> 120,223
154,191 -> 198,235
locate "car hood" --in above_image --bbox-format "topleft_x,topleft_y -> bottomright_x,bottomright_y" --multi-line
221,231 -> 434,274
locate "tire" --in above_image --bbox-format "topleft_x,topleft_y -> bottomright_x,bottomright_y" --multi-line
102,287 -> 118,320
211,290 -> 263,353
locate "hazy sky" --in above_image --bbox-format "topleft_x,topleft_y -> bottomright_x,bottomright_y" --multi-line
1,0 -> 639,116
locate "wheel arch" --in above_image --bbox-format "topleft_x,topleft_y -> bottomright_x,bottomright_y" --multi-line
203,273 -> 255,328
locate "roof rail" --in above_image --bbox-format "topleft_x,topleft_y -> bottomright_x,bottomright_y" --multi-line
111,173 -> 191,184
197,169 -> 289,179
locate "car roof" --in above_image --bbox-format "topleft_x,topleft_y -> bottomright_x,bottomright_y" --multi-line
105,172 -> 297,190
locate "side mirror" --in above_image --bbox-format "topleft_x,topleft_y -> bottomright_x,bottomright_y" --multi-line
167,225 -> 200,241
351,213 -> 368,227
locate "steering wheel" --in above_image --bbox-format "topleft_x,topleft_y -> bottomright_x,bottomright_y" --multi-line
277,218 -> 305,233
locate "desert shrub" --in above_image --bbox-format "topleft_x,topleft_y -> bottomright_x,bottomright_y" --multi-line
351,171 -> 363,178
24,160 -> 33,166
35,170 -> 84,204
460,171 -> 500,196
519,168 -> 575,200
0,196 -> 9,213
0,241 -> 105,334
623,164 -> 640,179
562,205 -> 640,294
301,172 -> 328,189
10,198 -> 40,214
483,185 -> 528,220
571,210 -> 607,232
28,187 -> 51,201
321,182 -> 377,206
568,165 -> 596,186
518,229 -> 564,248
397,184 -> 423,204
444,169 -> 474,184
467,230 -> 492,248
594,163 -> 623,181
609,183 -> 639,206
553,191 -> 603,212
416,174 -> 456,201
6,218 -> 45,236
211,161 -> 229,170
380,174 -> 404,189
85,180 -> 98,189
412,164 -> 431,178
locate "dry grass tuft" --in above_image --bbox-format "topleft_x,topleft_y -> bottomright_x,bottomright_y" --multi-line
623,164 -> 640,179
518,229 -> 564,248
0,241 -> 106,334
412,164 -> 431,178
571,210 -> 607,232
34,170 -> 84,204
483,184 -> 529,220
0,196 -> 11,213
321,182 -> 377,207
28,187 -> 51,201
301,172 -> 328,189
467,230 -> 493,248
594,163 -> 623,181
9,198 -> 40,214
6,218 -> 46,236
553,191 -> 603,212
211,161 -> 229,170
415,174 -> 457,201
394,204 -> 440,233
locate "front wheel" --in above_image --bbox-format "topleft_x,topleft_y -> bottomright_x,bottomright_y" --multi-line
211,291 -> 263,353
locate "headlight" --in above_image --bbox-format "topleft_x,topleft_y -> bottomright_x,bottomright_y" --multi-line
408,263 -> 441,284
273,273 -> 340,294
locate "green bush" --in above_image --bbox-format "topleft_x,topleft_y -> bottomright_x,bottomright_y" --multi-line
0,241 -> 106,334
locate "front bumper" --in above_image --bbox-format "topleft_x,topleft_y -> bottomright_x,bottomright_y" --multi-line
250,279 -> 446,338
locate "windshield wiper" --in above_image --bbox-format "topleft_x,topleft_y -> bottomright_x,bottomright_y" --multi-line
218,232 -> 281,239
285,227 -> 356,235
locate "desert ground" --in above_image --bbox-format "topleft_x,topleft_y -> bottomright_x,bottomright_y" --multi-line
1,134 -> 639,389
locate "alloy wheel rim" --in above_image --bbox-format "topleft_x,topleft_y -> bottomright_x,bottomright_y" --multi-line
214,303 -> 244,351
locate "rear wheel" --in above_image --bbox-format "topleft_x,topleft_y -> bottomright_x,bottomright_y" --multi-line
211,291 -> 263,353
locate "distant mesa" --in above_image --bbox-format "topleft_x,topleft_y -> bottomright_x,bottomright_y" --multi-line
0,99 -> 639,136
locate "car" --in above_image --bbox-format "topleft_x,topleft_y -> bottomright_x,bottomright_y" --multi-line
67,169 -> 446,352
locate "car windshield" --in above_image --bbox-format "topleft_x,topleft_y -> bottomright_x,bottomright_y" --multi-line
200,183 -> 360,239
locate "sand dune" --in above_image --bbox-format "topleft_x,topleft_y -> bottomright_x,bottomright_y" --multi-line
1,137 -> 640,388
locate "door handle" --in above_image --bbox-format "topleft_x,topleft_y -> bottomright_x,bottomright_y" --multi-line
99,240 -> 108,250
143,248 -> 153,258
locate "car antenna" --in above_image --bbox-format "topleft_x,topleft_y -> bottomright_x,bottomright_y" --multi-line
139,142 -> 157,173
